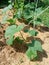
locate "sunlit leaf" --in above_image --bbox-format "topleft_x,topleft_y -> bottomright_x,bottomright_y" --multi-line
16,24 -> 25,32
1,15 -> 8,24
2,4 -> 12,13
28,30 -> 38,36
5,24 -> 25,45
28,40 -> 43,52
26,47 -> 37,60
26,40 -> 43,60
7,18 -> 16,24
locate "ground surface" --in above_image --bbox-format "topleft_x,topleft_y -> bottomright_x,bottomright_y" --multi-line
0,9 -> 49,65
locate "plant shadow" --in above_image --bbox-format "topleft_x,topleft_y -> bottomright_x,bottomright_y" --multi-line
11,37 -> 48,62
12,37 -> 27,53
32,50 -> 48,62
36,26 -> 49,33
0,41 -> 6,51
26,36 -> 44,45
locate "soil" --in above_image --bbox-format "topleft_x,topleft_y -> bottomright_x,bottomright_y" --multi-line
0,9 -> 49,65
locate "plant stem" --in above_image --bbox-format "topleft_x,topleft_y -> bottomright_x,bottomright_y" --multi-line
33,0 -> 38,29
20,31 -> 26,41
28,0 -> 38,26
34,6 -> 49,20
28,2 -> 49,25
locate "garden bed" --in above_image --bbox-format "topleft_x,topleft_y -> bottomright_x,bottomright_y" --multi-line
0,9 -> 49,65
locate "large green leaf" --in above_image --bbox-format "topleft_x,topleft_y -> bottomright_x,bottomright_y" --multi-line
7,18 -> 16,25
6,36 -> 14,45
28,40 -> 43,52
26,47 -> 37,60
23,9 -> 34,20
24,2 -> 35,9
1,15 -> 8,24
40,9 -> 49,28
5,24 -> 25,45
35,7 -> 43,16
34,20 -> 42,26
28,30 -> 38,36
5,25 -> 17,45
16,24 -> 25,32
14,9 -> 22,19
32,40 -> 43,52
1,4 -> 12,24
26,40 -> 43,60
5,25 -> 17,38
34,18 -> 42,26
41,0 -> 49,5
2,4 -> 12,13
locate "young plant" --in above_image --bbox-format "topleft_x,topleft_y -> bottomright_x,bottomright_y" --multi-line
1,0 -> 49,60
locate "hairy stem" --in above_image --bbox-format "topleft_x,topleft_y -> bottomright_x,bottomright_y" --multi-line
20,31 -> 26,41
34,6 -> 49,20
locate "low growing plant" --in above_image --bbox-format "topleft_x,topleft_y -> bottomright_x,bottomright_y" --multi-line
1,0 -> 49,60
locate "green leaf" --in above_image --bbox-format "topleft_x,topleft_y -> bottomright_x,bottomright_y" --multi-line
7,19 -> 16,24
26,47 -> 37,60
24,29 -> 28,33
35,7 -> 43,15
14,9 -> 22,19
16,24 -> 25,32
41,0 -> 49,5
44,21 -> 49,28
15,37 -> 23,44
28,30 -> 38,36
24,2 -> 35,9
32,40 -> 43,52
28,40 -> 43,52
5,24 -> 25,38
23,9 -> 34,20
40,9 -> 49,28
26,40 -> 43,60
2,4 -> 12,13
5,25 -> 17,45
34,20 -> 42,26
6,36 -> 14,45
5,24 -> 25,45
5,25 -> 17,38
1,15 -> 8,24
